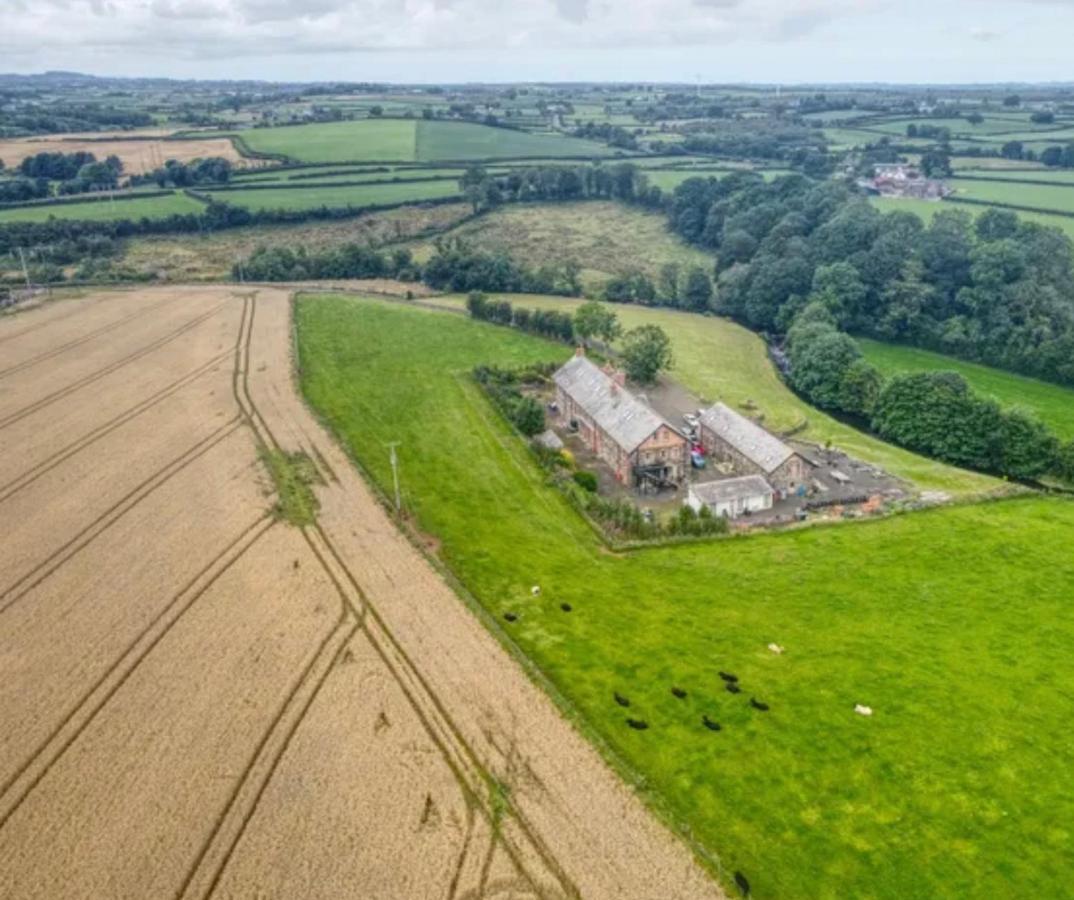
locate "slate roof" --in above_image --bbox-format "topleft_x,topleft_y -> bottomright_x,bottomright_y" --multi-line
690,474 -> 774,505
553,355 -> 670,453
699,402 -> 795,473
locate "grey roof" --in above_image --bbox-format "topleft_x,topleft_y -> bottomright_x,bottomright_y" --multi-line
553,355 -> 670,453
699,402 -> 795,473
690,474 -> 774,504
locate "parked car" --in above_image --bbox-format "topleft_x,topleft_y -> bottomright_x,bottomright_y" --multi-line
690,450 -> 706,469
683,413 -> 700,430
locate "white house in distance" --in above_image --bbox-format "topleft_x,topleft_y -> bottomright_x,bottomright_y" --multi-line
686,475 -> 775,519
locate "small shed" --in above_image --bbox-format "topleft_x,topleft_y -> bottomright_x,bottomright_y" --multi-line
686,475 -> 775,519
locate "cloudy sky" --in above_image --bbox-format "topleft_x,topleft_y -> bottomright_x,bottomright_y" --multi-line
1,0 -> 1072,84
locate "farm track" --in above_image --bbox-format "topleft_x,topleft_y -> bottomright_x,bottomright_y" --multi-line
0,285 -> 724,900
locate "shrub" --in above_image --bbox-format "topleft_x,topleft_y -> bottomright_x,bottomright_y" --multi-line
572,470 -> 598,492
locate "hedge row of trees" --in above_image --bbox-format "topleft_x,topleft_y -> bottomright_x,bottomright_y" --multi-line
235,243 -> 418,281
666,172 -> 1074,389
784,302 -> 1067,481
423,237 -> 582,296
465,292 -> 575,343
459,162 -> 666,213
131,157 -> 234,188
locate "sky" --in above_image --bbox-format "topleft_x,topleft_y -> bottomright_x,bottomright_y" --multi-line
2,0 -> 1073,84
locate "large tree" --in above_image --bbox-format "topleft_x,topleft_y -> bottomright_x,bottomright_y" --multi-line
572,301 -> 621,347
620,324 -> 673,385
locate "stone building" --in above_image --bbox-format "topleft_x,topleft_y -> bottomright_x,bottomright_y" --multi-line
553,353 -> 688,486
698,402 -> 811,495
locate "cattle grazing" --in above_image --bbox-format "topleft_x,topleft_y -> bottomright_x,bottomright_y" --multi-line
726,682 -> 742,694
734,871 -> 751,896
614,692 -> 631,707
671,687 -> 687,699
626,718 -> 649,730
702,715 -> 721,731
750,698 -> 769,711
719,671 -> 739,683
560,602 -> 572,612
503,612 -> 517,622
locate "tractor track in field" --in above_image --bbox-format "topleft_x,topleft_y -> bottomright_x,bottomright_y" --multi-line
0,291 -> 179,380
0,417 -> 242,616
228,294 -> 579,900
0,350 -> 231,503
0,293 -> 112,346
213,291 -> 565,900
0,300 -> 228,433
0,515 -> 274,829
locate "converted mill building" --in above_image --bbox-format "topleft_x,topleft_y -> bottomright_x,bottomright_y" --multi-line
553,352 -> 688,486
698,402 -> 811,495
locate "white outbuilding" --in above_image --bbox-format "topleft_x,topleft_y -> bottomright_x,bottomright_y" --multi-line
686,475 -> 775,519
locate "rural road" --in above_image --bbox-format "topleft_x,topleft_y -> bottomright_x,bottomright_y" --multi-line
0,285 -> 726,900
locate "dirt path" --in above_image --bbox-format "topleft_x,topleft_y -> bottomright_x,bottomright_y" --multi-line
0,286 -> 725,900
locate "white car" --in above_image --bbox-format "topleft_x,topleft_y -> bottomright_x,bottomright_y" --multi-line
683,413 -> 700,429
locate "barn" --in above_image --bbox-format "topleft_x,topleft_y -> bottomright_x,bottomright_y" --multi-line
686,475 -> 775,519
553,353 -> 688,486
698,402 -> 811,495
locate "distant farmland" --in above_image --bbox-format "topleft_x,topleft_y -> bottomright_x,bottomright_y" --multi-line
233,118 -> 613,164
203,179 -> 461,212
0,191 -> 206,224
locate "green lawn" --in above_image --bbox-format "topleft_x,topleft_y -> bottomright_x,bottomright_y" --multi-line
870,196 -> 1074,241
0,191 -> 206,223
422,292 -> 999,497
414,119 -> 612,161
296,293 -> 1074,900
238,119 -> 418,162
203,179 -> 461,212
859,338 -> 1074,441
951,178 -> 1074,214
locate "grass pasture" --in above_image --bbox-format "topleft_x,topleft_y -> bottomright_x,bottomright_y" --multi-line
870,196 -> 1074,241
950,178 -> 1074,215
231,118 -> 613,165
202,179 -> 461,212
0,191 -> 206,223
859,339 -> 1074,440
296,293 -> 1074,900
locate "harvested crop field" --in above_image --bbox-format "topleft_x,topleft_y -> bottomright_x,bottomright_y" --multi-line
0,135 -> 250,175
0,285 -> 723,900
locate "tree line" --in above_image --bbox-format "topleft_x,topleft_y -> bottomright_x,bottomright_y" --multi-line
666,172 -> 1074,389
783,302 -> 1065,481
1,151 -> 123,202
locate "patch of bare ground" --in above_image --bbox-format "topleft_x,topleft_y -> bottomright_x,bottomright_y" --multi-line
122,202 -> 472,281
0,285 -> 723,900
0,136 -> 250,175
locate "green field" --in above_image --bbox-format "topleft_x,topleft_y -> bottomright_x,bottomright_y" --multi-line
233,118 -> 612,164
203,179 -> 461,212
237,119 -> 417,162
232,165 -> 466,184
859,339 -> 1074,440
0,191 -> 206,223
870,196 -> 1074,241
422,292 -> 998,497
296,293 -> 1074,900
951,178 -> 1074,214
956,168 -> 1074,183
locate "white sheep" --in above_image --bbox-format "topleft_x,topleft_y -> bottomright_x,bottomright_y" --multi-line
531,585 -> 541,596
854,704 -> 873,717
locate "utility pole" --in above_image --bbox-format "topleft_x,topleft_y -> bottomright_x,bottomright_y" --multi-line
387,441 -> 402,514
16,246 -> 31,290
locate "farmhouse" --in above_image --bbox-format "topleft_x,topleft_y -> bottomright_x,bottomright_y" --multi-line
858,163 -> 951,200
698,402 -> 811,494
554,353 -> 688,486
686,475 -> 774,519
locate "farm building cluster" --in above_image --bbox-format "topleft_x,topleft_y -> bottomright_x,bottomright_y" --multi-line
857,163 -> 951,200
546,351 -> 905,526
548,352 -> 850,524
